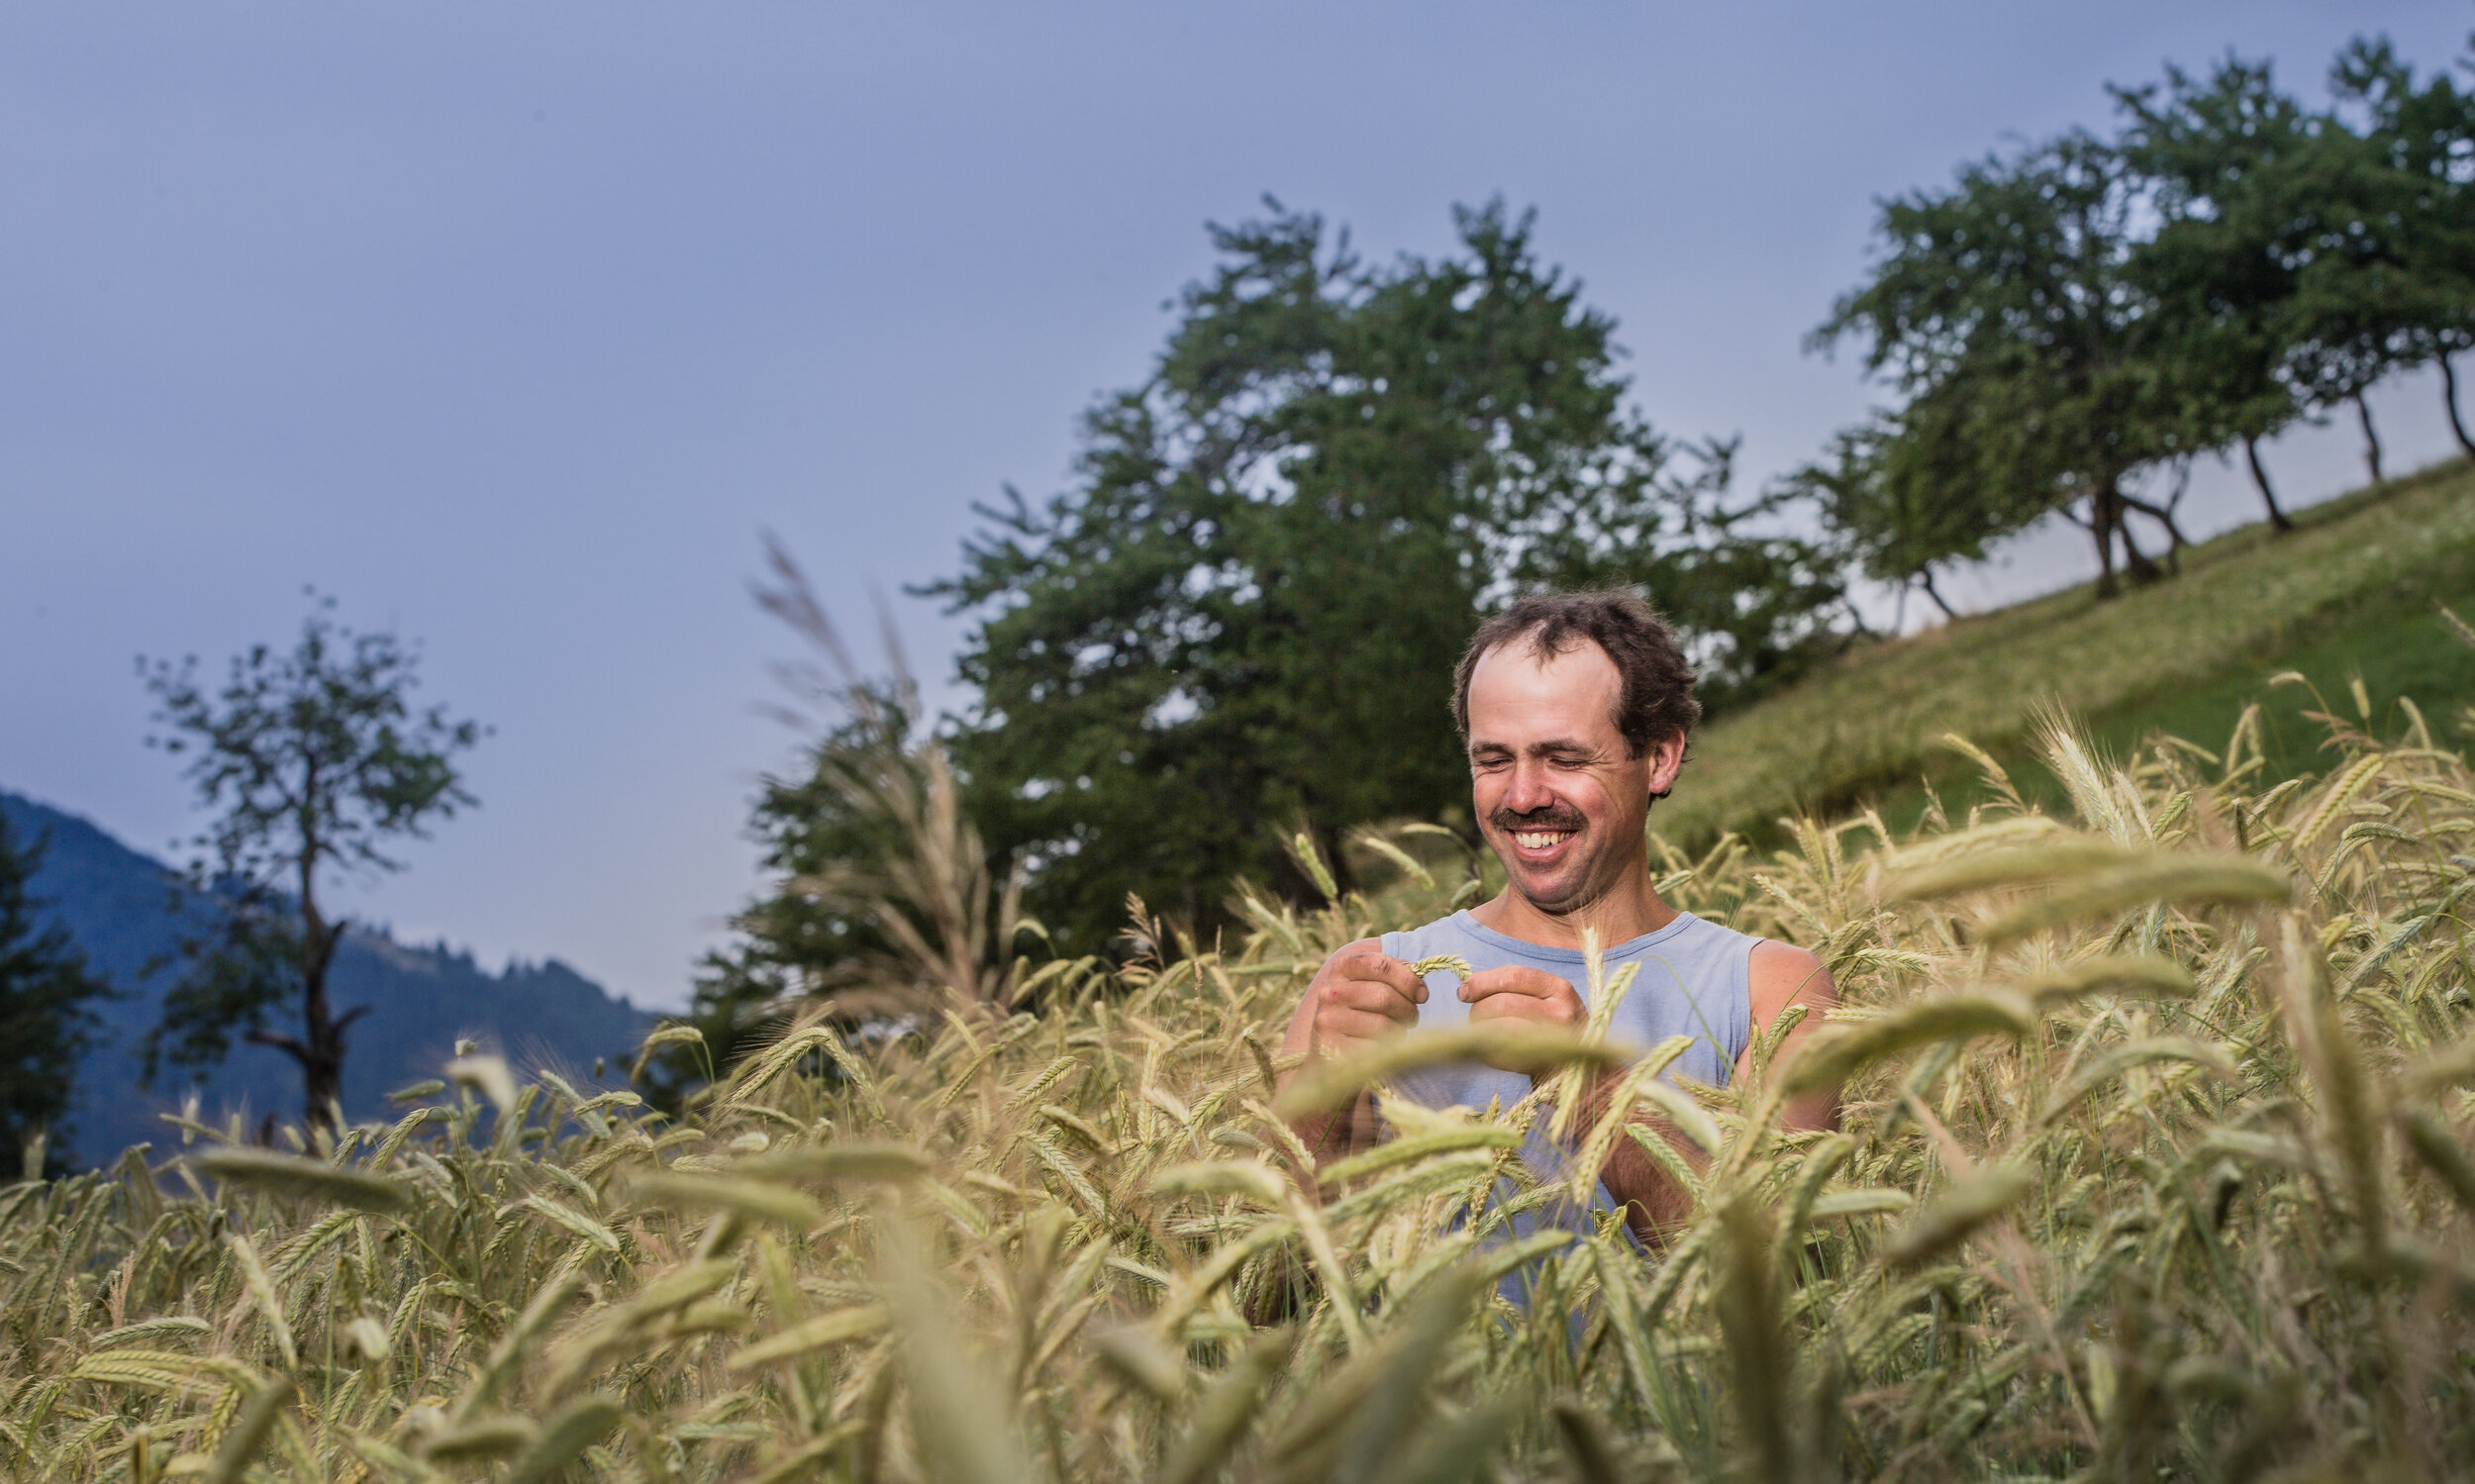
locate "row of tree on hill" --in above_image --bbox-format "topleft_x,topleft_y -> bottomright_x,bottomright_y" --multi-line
1804,37 -> 2475,607
677,31 -> 2475,1068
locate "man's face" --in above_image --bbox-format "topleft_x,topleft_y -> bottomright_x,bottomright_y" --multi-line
1464,640 -> 1683,917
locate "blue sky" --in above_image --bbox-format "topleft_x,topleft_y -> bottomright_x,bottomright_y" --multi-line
5,2 -> 2466,1010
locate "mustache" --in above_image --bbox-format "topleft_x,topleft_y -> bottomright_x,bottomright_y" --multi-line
1489,806 -> 1585,834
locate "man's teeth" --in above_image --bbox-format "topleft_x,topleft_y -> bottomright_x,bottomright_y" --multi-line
1514,831 -> 1573,849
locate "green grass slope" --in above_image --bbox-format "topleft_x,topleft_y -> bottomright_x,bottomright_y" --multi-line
1660,457 -> 2475,842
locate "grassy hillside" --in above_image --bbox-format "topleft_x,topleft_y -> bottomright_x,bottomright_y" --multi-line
1661,458 -> 2475,843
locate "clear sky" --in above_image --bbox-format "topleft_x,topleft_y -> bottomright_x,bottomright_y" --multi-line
5,2 -> 2467,1011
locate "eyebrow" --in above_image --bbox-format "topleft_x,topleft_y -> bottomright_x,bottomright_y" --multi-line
1468,737 -> 1599,758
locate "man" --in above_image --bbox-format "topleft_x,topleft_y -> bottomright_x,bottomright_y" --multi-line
1278,591 -> 1840,1245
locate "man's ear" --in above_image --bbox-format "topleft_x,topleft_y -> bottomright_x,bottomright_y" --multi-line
1643,734 -> 1687,799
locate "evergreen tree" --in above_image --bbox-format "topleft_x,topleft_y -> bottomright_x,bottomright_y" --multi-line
0,812 -> 110,1176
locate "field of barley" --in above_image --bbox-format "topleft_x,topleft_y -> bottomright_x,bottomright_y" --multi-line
7,666 -> 2475,1480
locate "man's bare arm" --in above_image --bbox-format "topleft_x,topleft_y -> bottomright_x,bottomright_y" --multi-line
1587,940 -> 1840,1243
1743,940 -> 1841,1135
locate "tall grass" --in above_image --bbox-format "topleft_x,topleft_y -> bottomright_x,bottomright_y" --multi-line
6,697 -> 2475,1481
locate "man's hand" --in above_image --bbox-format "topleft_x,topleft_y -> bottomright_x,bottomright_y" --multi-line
1275,940 -> 1428,1168
1284,940 -> 1427,1062
1459,965 -> 1585,1070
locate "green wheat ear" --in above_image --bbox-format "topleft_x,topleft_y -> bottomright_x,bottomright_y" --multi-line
1410,953 -> 1474,979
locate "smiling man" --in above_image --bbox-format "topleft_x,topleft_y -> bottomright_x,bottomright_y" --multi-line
1278,591 -> 1840,1246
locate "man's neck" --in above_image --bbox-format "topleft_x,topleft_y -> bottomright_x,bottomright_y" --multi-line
1467,869 -> 1678,950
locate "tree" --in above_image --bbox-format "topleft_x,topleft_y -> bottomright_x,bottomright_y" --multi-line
138,599 -> 484,1131
0,813 -> 110,1176
922,199 -> 1841,948
2327,35 -> 2475,461
2116,52 -> 2322,531
2204,36 -> 2475,490
1815,132 -> 2187,596
1789,373 -> 2064,617
2274,119 -> 2425,485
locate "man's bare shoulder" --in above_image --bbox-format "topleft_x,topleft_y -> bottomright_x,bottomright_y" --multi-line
1748,940 -> 1836,1022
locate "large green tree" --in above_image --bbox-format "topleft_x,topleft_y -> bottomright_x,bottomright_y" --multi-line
139,601 -> 484,1131
0,813 -> 110,1177
1816,132 -> 2187,596
925,200 -> 1839,946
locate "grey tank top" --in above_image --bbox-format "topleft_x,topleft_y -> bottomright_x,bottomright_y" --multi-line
1377,909 -> 1760,1284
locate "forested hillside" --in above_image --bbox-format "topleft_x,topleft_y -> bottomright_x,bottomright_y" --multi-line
0,792 -> 649,1168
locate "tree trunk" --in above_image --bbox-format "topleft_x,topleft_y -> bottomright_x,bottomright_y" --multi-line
288,821 -> 355,1133
2118,515 -> 2161,585
2120,494 -> 2189,575
2243,437 -> 2294,533
300,957 -> 346,1131
249,921 -> 357,1134
2443,354 -> 2475,460
1917,567 -> 1958,621
2102,483 -> 2160,587
2089,494 -> 2121,599
2355,391 -> 2384,486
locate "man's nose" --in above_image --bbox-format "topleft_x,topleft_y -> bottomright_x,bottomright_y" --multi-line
1504,759 -> 1558,812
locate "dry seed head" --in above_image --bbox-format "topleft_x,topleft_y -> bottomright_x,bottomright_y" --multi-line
1782,994 -> 2035,1095
1275,1026 -> 1634,1121
633,1172 -> 829,1230
192,1148 -> 411,1217
445,1054 -> 520,1113
1977,854 -> 2291,942
729,1304 -> 893,1372
1879,1164 -> 2033,1267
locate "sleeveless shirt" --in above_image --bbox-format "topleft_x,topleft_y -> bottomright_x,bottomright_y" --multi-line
1376,909 -> 1760,1295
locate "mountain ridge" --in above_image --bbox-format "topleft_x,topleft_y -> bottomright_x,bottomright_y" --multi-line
2,790 -> 653,1169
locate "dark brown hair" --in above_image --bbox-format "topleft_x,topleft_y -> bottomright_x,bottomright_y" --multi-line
1450,591 -> 1701,758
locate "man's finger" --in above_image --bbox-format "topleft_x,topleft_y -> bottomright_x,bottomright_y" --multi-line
1465,989 -> 1583,1033
1466,993 -> 1545,1023
1325,976 -> 1420,1021
1336,948 -> 1427,1004
1318,1008 -> 1410,1046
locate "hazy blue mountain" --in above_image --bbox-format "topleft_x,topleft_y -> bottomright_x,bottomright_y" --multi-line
2,791 -> 653,1168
